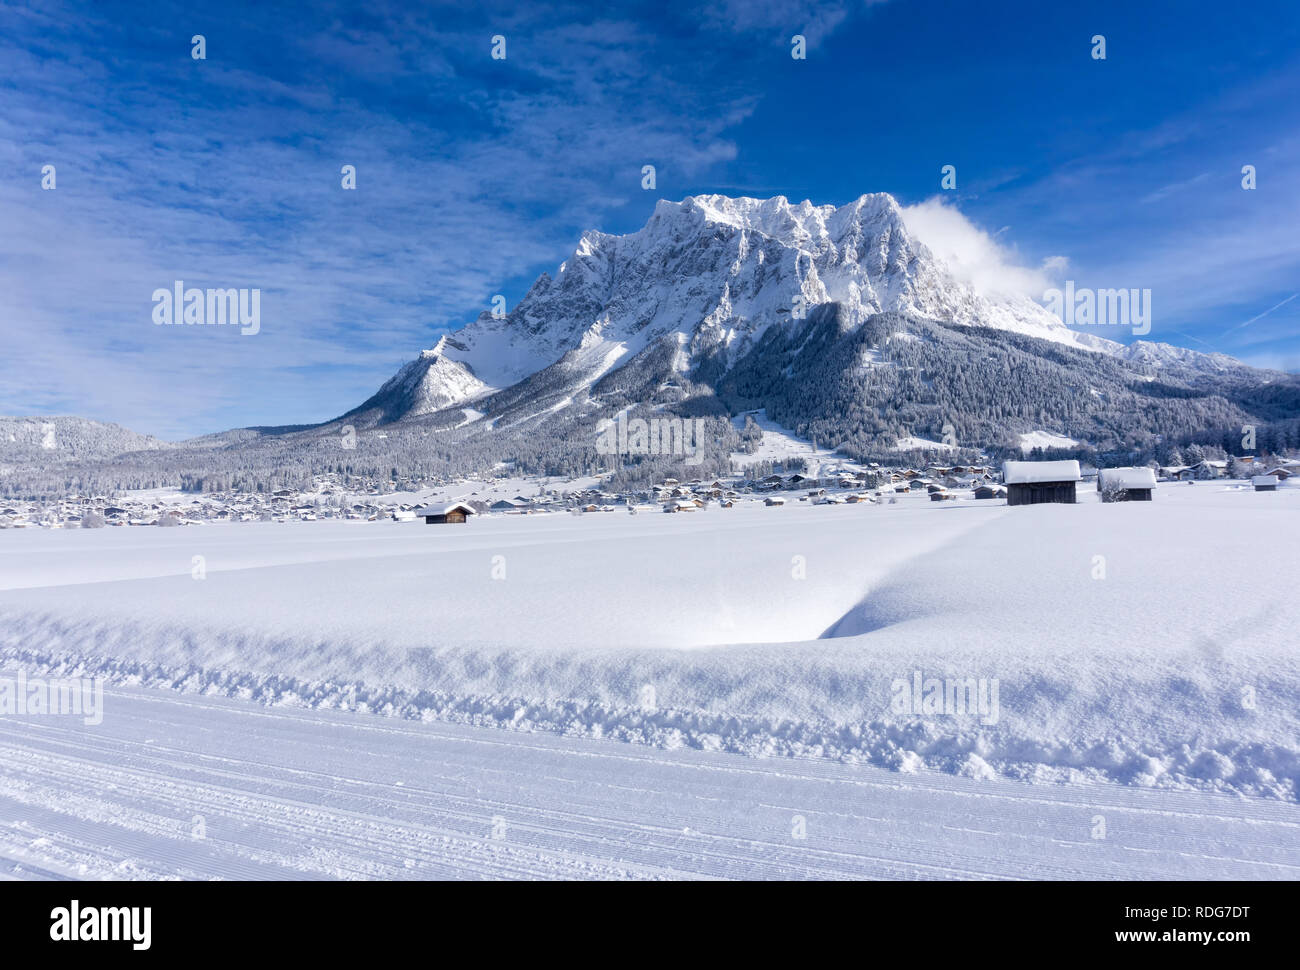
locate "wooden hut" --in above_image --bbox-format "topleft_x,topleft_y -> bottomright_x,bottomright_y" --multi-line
1002,460 -> 1081,506
1252,475 -> 1280,492
418,502 -> 477,524
1097,467 -> 1157,502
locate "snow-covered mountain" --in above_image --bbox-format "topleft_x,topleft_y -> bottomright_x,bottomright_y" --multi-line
11,193 -> 1295,492
1112,340 -> 1243,375
341,339 -> 490,425
0,416 -> 169,462
343,193 -> 1124,426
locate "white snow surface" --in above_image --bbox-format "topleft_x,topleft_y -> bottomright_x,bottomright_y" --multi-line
2,484 -> 1298,802
1018,430 -> 1080,453
2,681 -> 1296,880
895,435 -> 956,452
728,409 -> 855,472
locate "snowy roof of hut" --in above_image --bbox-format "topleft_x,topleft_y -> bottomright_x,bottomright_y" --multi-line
1002,460 -> 1082,485
415,502 -> 477,517
1097,467 -> 1157,490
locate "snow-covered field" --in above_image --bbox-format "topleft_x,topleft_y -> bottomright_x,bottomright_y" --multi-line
729,409 -> 859,472
2,481 -> 1298,878
1018,430 -> 1080,453
3,682 -> 1297,880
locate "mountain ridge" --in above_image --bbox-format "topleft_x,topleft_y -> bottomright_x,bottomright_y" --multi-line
6,193 -> 1299,488
335,192 -> 1254,436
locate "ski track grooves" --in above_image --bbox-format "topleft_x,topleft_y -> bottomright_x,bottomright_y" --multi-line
1,685 -> 1297,880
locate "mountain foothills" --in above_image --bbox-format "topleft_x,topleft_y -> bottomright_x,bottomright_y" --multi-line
0,417 -> 168,463
6,194 -> 1300,496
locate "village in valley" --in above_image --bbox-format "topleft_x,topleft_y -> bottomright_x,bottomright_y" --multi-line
5,445 -> 1298,530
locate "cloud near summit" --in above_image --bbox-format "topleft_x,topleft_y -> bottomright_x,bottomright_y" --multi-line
901,198 -> 1067,301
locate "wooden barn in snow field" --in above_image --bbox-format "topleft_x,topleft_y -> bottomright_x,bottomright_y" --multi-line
1097,466 -> 1157,502
1002,460 -> 1081,506
417,502 -> 477,524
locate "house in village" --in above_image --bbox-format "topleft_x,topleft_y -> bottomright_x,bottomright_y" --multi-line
1162,460 -> 1226,482
418,502 -> 477,524
973,484 -> 1005,500
1097,467 -> 1157,502
1002,460 -> 1081,506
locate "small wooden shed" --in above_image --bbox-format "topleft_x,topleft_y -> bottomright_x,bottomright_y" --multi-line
419,502 -> 477,524
1097,467 -> 1157,502
1002,460 -> 1081,506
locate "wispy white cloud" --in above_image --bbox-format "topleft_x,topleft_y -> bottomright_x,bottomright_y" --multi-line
971,60 -> 1300,359
900,197 -> 1066,299
1139,171 -> 1211,205
1,0 -> 869,437
1224,292 -> 1299,336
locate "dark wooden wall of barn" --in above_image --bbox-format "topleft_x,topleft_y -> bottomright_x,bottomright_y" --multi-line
1006,482 -> 1077,506
1101,489 -> 1153,502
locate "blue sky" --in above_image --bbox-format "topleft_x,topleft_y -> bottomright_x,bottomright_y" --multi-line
2,0 -> 1297,439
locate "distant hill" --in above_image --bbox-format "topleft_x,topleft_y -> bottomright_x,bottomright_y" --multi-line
0,416 -> 170,463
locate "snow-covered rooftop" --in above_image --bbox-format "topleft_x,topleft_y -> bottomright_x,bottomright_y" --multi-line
1002,460 -> 1081,485
415,502 -> 477,517
1097,467 -> 1157,490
